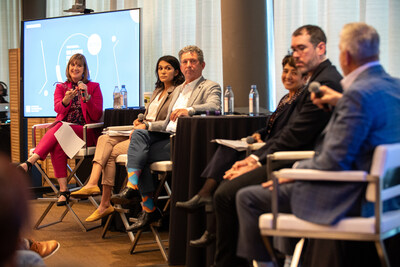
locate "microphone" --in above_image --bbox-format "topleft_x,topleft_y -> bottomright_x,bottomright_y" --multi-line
77,81 -> 86,102
246,136 -> 255,144
137,113 -> 144,122
308,81 -> 330,111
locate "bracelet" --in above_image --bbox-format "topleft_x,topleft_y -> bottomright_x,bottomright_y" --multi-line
144,121 -> 149,130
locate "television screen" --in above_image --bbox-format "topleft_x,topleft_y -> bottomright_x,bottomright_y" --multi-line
22,9 -> 140,117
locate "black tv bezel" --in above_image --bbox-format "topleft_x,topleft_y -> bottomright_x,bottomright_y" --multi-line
20,8 -> 142,118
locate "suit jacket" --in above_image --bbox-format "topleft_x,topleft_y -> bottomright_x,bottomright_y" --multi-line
143,85 -> 177,121
256,90 -> 303,141
149,76 -> 221,132
253,59 -> 343,163
292,65 -> 400,225
54,81 -> 103,123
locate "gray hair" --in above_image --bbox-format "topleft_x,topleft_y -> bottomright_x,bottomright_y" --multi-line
178,45 -> 204,64
340,22 -> 380,63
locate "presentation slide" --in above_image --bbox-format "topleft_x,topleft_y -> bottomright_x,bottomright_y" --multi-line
23,9 -> 140,117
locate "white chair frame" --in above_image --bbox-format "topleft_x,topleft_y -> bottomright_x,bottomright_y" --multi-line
259,144 -> 400,267
32,122 -> 103,232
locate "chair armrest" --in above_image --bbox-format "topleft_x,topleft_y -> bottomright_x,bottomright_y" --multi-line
269,151 -> 315,161
82,122 -> 104,148
273,168 -> 368,182
83,122 -> 104,129
32,122 -> 55,148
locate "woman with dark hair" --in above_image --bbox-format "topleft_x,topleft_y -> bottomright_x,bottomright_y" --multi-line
19,53 -> 103,206
72,55 -> 184,222
176,55 -> 309,247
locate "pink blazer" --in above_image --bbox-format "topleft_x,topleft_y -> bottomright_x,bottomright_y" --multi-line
54,81 -> 103,123
53,81 -> 103,145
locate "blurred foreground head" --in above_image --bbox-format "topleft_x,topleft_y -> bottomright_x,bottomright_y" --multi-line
0,163 -> 31,266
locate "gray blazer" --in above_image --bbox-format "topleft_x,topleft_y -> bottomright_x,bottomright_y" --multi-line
143,86 -> 176,121
292,65 -> 400,225
149,76 -> 221,132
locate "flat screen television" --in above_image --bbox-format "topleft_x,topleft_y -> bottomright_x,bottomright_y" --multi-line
22,8 -> 141,117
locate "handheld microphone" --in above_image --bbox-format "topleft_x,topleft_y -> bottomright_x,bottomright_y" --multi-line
137,113 -> 145,122
77,81 -> 86,102
308,81 -> 330,111
246,136 -> 255,144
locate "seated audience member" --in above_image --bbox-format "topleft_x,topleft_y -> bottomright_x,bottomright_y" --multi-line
0,81 -> 7,103
236,22 -> 400,267
0,81 -> 8,122
175,54 -> 309,247
0,161 -> 48,266
18,53 -> 103,206
111,45 -> 222,230
206,25 -> 343,267
71,55 -> 184,222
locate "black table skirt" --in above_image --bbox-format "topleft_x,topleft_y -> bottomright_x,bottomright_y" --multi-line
169,115 -> 267,266
103,107 -> 145,128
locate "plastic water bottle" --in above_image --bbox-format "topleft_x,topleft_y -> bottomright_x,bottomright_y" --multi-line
224,85 -> 234,115
249,84 -> 259,116
120,84 -> 128,109
113,85 -> 121,109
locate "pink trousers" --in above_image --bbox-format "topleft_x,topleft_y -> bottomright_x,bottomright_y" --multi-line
34,122 -> 98,178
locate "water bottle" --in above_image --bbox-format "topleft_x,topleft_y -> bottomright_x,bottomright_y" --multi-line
120,84 -> 128,109
249,84 -> 259,116
224,85 -> 234,115
113,85 -> 121,109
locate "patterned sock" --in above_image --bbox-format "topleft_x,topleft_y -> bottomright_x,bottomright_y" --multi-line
127,168 -> 141,190
141,193 -> 155,213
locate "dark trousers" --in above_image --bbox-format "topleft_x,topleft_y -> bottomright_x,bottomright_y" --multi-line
214,166 -> 267,267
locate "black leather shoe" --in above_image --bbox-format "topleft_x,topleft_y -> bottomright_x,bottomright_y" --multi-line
175,194 -> 212,212
110,187 -> 136,205
189,230 -> 216,247
126,208 -> 162,231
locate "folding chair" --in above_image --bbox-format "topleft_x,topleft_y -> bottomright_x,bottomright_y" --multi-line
259,144 -> 400,267
102,135 -> 174,261
32,122 -> 103,232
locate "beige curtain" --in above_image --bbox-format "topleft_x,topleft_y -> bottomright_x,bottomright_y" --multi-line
270,0 -> 400,109
46,0 -> 223,102
0,0 -> 21,96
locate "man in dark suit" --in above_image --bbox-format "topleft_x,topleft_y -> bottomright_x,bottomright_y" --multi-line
236,22 -> 400,266
213,25 -> 343,267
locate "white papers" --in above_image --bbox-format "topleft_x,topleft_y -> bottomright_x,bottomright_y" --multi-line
212,139 -> 266,152
54,122 -> 85,159
102,125 -> 134,136
212,139 -> 249,151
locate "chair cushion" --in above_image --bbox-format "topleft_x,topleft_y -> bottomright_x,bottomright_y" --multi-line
116,154 -> 127,164
259,211 -> 400,235
150,161 -> 173,172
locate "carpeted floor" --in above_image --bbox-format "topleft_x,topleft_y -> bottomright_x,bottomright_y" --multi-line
28,198 -> 175,267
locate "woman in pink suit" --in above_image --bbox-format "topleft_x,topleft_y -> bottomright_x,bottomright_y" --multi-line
19,53 -> 103,206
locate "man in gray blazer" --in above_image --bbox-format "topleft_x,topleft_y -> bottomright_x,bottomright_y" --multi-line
111,45 -> 221,230
236,22 -> 400,266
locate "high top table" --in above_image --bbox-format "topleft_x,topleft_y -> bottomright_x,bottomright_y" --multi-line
169,115 -> 268,266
